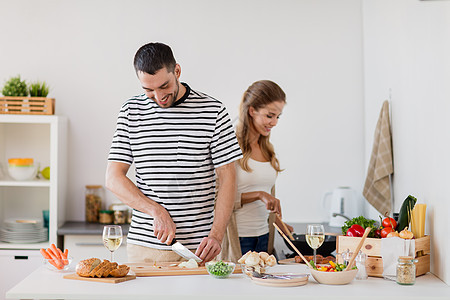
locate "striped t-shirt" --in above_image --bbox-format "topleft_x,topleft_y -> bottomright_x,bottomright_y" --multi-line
108,83 -> 242,250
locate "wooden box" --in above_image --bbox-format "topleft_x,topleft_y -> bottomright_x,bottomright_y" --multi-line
337,235 -> 430,277
0,97 -> 55,115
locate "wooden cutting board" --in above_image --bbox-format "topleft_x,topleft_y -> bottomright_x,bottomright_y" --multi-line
63,273 -> 137,283
129,262 -> 242,277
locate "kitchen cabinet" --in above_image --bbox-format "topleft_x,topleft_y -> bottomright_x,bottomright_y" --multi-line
0,115 -> 67,249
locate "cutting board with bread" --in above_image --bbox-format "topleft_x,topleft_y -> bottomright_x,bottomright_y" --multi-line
64,258 -> 136,284
129,262 -> 242,277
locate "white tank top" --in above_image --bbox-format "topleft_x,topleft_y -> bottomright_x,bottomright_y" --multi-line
235,158 -> 277,237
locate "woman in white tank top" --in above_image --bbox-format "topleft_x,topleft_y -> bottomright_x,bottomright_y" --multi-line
234,80 -> 294,255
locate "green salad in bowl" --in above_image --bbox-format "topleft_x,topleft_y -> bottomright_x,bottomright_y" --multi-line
205,260 -> 235,278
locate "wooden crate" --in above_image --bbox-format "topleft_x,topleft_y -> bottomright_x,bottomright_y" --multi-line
337,235 -> 430,277
0,97 -> 55,115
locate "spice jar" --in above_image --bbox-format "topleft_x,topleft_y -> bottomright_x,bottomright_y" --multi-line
99,210 -> 114,224
113,205 -> 128,225
355,251 -> 368,280
396,256 -> 417,285
85,185 -> 103,222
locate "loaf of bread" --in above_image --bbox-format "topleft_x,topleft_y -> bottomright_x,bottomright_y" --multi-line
76,258 -> 129,278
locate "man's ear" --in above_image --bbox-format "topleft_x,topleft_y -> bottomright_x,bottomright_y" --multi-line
174,64 -> 181,78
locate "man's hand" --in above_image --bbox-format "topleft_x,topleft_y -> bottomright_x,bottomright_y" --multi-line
153,206 -> 177,245
195,236 -> 221,264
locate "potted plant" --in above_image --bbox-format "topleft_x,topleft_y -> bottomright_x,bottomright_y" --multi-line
1,76 -> 55,115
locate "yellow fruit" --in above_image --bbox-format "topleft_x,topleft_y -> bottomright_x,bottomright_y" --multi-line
41,167 -> 50,180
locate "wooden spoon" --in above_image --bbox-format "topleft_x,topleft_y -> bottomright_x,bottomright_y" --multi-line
273,223 -> 314,269
344,227 -> 371,271
275,213 -> 295,241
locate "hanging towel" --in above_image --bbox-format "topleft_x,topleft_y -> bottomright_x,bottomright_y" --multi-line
363,100 -> 393,216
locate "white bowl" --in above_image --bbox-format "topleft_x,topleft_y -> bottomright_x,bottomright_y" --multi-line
8,164 -> 38,181
310,268 -> 358,285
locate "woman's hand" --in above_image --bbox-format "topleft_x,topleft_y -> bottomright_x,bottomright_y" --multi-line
259,191 -> 281,216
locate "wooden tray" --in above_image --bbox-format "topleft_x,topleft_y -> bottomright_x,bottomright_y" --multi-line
129,262 -> 242,277
63,273 -> 136,283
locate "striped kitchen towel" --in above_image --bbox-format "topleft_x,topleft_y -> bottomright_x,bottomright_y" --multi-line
363,100 -> 393,216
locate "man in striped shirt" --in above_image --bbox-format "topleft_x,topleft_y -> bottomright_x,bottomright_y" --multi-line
106,42 -> 242,263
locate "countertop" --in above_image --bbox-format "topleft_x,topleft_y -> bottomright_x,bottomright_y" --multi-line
58,221 -> 130,235
6,264 -> 450,300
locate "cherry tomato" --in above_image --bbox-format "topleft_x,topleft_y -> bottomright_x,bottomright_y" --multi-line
382,217 -> 397,229
381,227 -> 394,238
350,224 -> 365,237
346,228 -> 358,237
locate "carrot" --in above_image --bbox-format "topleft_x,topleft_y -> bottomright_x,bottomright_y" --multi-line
57,248 -> 68,265
40,248 -> 51,259
63,248 -> 68,259
50,244 -> 62,260
46,247 -> 63,269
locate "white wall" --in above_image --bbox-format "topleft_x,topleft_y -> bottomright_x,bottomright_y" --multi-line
363,0 -> 450,284
0,0 -> 365,223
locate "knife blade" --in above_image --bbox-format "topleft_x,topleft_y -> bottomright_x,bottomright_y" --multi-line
171,240 -> 202,263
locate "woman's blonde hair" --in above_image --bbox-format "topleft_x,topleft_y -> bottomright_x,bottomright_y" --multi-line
236,80 -> 286,172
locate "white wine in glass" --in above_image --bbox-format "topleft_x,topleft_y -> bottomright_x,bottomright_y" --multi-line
102,225 -> 123,262
306,224 -> 325,266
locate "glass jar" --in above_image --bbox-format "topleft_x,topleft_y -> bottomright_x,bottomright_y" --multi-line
113,205 -> 128,225
99,210 -> 114,224
85,185 -> 103,223
355,250 -> 368,280
396,256 -> 417,285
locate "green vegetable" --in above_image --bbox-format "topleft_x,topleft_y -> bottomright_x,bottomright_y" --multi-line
397,195 -> 417,232
309,260 -> 317,270
341,216 -> 377,238
206,261 -> 233,277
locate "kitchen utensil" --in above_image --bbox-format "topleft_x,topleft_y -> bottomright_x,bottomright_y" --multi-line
344,227 -> 371,271
273,223 -> 313,269
310,268 -> 358,285
171,240 -> 202,263
128,262 -> 242,276
283,233 -> 336,256
322,186 -> 362,227
63,273 -> 136,283
252,272 -> 308,280
275,213 -> 294,241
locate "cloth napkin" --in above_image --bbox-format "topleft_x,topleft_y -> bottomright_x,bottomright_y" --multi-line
381,237 -> 415,279
363,100 -> 393,216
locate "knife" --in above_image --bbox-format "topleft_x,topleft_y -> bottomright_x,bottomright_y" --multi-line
171,239 -> 202,263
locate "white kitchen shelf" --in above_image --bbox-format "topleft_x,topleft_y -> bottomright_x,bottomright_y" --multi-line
0,115 -> 67,250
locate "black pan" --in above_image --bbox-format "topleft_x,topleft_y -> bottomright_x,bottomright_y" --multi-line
283,233 -> 336,256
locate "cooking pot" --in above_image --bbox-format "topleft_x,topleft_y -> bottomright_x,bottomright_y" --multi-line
283,233 -> 336,256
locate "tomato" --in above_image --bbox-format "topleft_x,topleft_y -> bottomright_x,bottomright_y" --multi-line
382,217 -> 397,229
346,228 -> 358,237
350,224 -> 365,237
381,227 -> 394,238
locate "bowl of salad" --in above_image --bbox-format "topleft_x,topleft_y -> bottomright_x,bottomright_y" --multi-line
309,261 -> 357,285
205,260 -> 235,279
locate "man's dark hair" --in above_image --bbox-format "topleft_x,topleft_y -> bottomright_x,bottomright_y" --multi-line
133,42 -> 176,75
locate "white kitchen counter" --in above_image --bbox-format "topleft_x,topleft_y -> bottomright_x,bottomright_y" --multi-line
6,264 -> 450,300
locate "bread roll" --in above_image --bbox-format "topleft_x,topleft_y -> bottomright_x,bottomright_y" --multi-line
76,258 -> 101,277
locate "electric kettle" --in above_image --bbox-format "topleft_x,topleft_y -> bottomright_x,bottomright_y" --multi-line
322,187 -> 362,227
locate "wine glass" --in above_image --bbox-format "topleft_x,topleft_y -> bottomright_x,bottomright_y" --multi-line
102,225 -> 123,262
306,224 -> 325,266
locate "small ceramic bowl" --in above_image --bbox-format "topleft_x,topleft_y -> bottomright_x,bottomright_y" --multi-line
205,261 -> 235,278
43,256 -> 73,271
310,268 -> 358,285
8,158 -> 38,181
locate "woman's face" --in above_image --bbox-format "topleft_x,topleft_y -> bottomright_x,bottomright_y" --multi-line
249,100 -> 285,137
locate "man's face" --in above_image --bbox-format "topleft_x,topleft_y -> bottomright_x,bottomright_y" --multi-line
137,65 -> 181,108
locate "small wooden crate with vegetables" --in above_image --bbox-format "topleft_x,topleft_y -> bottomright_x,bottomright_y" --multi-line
337,195 -> 430,277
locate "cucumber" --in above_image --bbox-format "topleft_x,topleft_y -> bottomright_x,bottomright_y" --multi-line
397,195 -> 417,231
